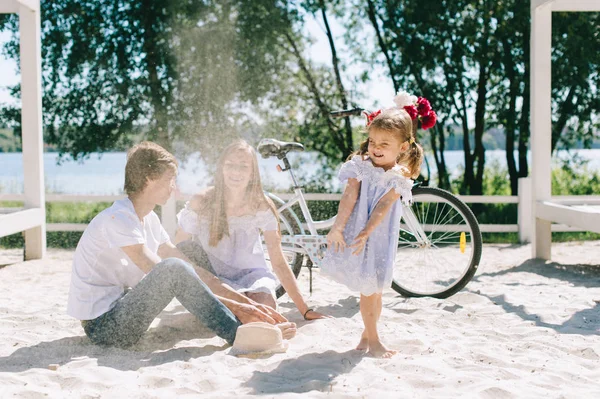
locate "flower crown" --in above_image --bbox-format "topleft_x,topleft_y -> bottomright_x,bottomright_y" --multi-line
365,91 -> 437,130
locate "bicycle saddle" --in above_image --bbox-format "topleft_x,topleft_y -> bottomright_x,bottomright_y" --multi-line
257,138 -> 304,159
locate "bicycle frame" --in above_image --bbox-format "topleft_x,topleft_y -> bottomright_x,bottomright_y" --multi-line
276,187 -> 336,234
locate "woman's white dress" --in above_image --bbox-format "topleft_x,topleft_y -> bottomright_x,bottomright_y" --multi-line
177,206 -> 279,295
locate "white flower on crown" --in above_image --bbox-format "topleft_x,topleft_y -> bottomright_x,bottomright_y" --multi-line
393,91 -> 418,108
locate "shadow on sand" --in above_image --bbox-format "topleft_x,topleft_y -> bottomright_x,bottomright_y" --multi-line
475,258 -> 600,288
0,307 -> 228,373
243,350 -> 363,394
471,258 -> 600,335
279,295 -> 361,320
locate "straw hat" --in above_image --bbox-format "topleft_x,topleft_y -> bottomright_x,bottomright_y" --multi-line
229,322 -> 289,357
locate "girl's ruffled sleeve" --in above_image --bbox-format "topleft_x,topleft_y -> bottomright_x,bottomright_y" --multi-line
176,202 -> 200,235
338,155 -> 365,183
387,173 -> 414,205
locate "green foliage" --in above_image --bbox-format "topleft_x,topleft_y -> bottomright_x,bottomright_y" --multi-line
552,158 -> 600,195
45,201 -> 112,223
343,1 -> 600,196
467,159 -> 600,243
0,0 -> 299,163
0,128 -> 19,152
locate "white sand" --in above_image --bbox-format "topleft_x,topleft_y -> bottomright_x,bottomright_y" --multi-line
1,242 -> 600,398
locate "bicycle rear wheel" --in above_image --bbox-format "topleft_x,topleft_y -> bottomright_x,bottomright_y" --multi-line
262,195 -> 305,298
392,186 -> 482,298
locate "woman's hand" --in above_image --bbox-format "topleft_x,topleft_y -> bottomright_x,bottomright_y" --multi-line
303,309 -> 332,320
248,299 -> 288,323
230,302 -> 285,324
220,296 -> 288,325
350,230 -> 369,255
327,228 -> 347,253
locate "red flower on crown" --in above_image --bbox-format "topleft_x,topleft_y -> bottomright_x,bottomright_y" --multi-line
416,97 -> 431,116
403,105 -> 418,120
365,109 -> 382,126
421,111 -> 437,130
393,91 -> 437,130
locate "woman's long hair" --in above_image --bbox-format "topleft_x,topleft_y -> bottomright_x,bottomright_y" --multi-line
194,139 -> 278,247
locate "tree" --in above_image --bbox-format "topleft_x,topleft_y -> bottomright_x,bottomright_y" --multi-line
0,0 -> 298,161
248,0 -> 367,167
356,0 -> 500,194
351,0 -> 600,195
492,6 -> 600,195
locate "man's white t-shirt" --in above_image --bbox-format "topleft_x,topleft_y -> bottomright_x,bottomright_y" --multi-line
67,198 -> 171,320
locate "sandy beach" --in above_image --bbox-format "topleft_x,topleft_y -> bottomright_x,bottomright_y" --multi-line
1,241 -> 599,398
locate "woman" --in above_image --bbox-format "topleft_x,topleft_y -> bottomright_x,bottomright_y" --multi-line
175,140 -> 328,321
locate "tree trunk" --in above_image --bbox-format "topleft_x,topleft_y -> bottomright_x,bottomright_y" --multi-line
456,76 -> 473,195
430,124 -> 450,189
518,18 -> 531,182
282,32 -> 346,156
319,2 -> 353,160
365,0 -> 399,92
551,84 -> 577,152
472,63 -> 487,196
141,0 -> 170,149
502,37 -> 519,195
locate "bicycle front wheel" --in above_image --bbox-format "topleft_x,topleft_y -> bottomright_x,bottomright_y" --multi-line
392,186 -> 482,298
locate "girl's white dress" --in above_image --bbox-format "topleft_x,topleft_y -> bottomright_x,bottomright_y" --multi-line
177,207 -> 279,295
320,155 -> 414,295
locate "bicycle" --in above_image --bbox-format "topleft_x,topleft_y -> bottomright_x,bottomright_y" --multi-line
258,109 -> 482,300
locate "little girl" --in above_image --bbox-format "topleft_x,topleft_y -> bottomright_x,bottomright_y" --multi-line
175,139 -> 328,321
321,93 -> 433,358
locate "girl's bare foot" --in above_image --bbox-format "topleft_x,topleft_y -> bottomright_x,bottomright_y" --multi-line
356,330 -> 369,351
276,322 -> 297,339
368,339 -> 397,358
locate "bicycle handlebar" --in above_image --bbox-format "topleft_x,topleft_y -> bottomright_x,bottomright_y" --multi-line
329,108 -> 365,118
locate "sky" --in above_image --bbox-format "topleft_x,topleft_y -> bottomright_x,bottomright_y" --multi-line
303,15 -> 396,111
0,13 -> 396,113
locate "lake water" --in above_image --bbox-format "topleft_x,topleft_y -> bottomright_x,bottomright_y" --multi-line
1,149 -> 599,195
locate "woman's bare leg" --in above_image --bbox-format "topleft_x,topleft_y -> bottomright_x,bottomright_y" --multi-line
359,293 -> 397,358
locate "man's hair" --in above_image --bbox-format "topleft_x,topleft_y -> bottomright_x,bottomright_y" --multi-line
124,141 -> 178,196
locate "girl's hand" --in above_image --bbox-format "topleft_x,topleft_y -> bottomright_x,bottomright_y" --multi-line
303,309 -> 332,320
350,230 -> 369,255
326,228 -> 347,252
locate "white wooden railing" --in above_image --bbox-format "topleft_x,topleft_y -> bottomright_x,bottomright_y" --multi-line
2,177 -> 599,243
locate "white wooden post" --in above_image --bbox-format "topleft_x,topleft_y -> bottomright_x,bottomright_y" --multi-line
518,177 -> 532,243
530,0 -> 553,260
19,0 -> 46,259
161,195 -> 177,241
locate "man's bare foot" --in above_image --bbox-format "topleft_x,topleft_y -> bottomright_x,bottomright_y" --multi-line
368,340 -> 397,358
356,330 -> 369,351
277,322 -> 297,339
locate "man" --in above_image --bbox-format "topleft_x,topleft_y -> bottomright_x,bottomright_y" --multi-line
67,141 -> 295,348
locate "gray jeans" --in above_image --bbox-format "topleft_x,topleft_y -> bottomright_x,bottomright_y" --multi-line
83,257 -> 240,348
